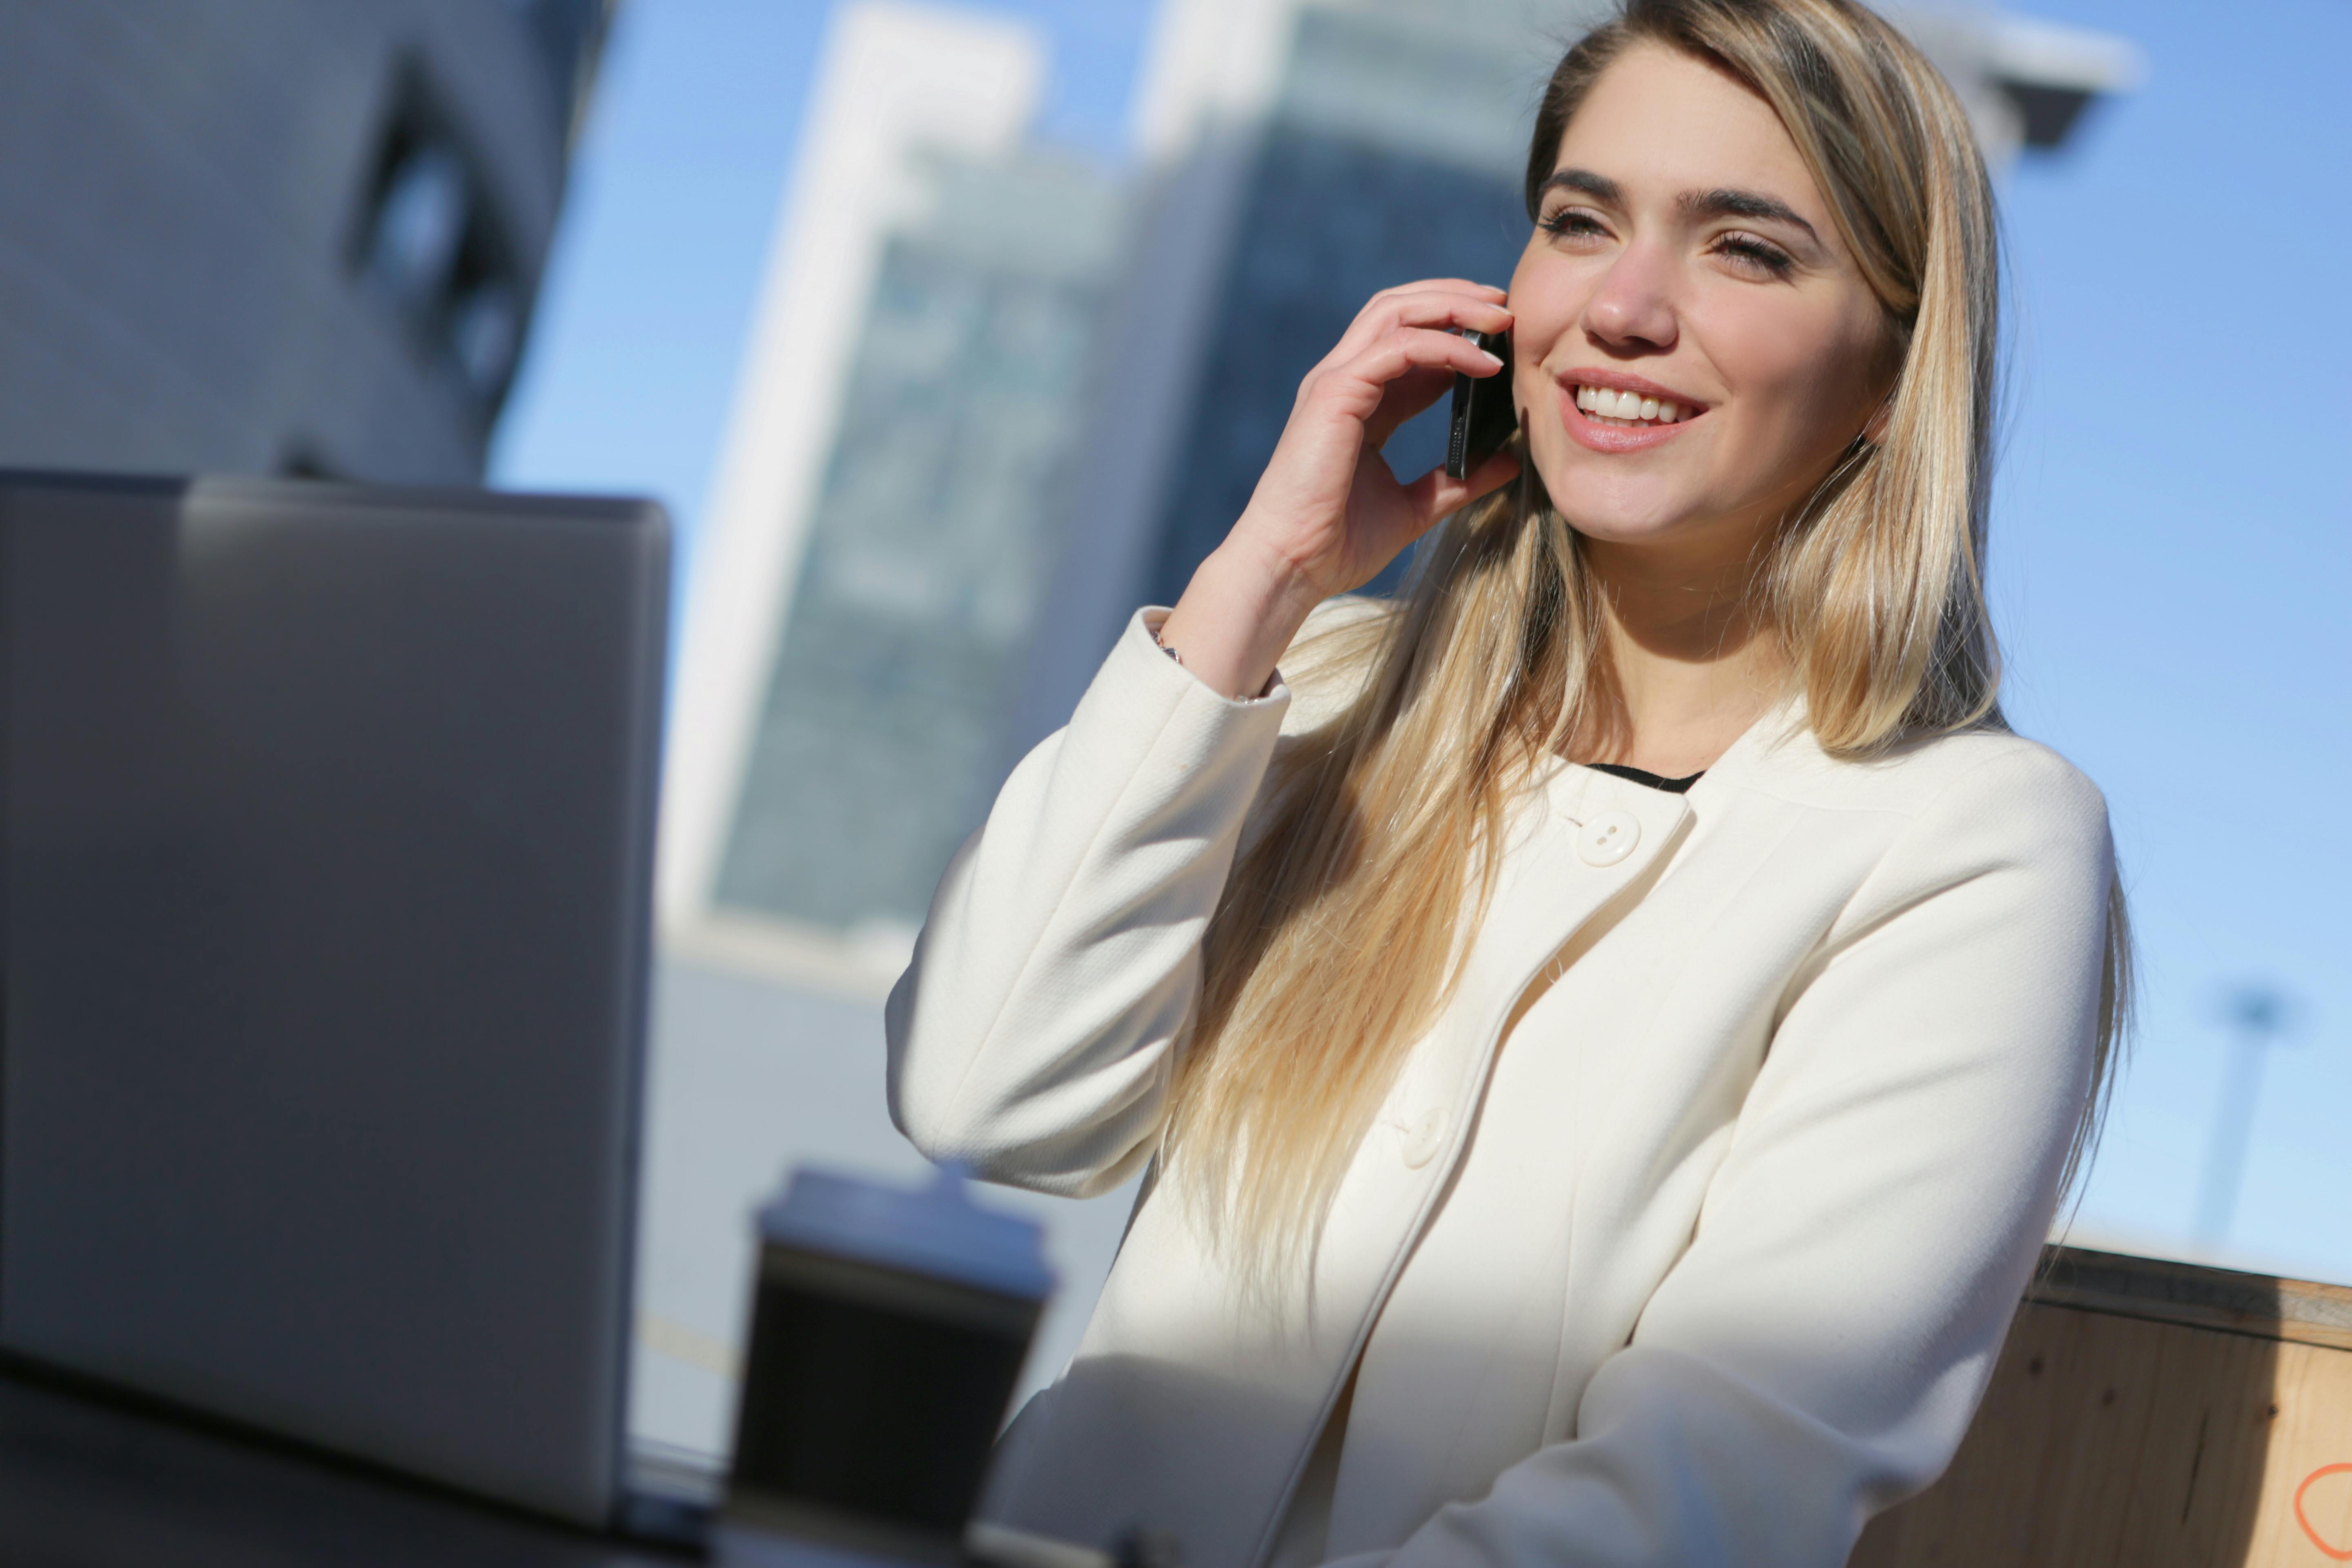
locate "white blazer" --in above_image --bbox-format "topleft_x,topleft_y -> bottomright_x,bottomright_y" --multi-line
886,605 -> 2113,1568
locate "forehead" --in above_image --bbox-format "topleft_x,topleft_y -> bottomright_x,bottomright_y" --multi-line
1553,43 -> 1826,221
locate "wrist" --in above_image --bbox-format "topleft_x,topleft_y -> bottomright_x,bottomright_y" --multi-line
1198,533 -> 1325,637
1156,541 -> 1321,702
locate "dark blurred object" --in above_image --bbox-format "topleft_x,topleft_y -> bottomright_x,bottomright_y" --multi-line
0,2 -> 615,485
0,1353 -> 687,1568
1113,1526 -> 1184,1568
2194,981 -> 2300,1247
1999,80 -> 2098,149
715,1167 -> 1053,1568
1904,10 -> 2141,161
0,469 -> 670,1528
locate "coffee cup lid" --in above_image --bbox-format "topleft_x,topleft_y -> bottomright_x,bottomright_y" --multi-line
758,1163 -> 1054,1301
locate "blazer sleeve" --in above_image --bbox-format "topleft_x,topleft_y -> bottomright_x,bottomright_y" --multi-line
1328,742 -> 2117,1568
884,608 -> 1299,1197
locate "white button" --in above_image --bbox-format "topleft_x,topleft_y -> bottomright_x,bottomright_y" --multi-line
1577,808 -> 1641,867
1401,1107 -> 1448,1169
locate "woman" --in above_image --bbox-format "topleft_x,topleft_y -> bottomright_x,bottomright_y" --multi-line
888,0 -> 2128,1563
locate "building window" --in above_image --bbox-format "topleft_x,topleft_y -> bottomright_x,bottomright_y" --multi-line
351,66 -> 527,408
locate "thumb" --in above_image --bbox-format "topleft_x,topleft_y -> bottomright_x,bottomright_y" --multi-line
1403,444 -> 1522,525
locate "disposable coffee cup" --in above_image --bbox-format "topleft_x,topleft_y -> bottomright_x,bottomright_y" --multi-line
715,1163 -> 1054,1568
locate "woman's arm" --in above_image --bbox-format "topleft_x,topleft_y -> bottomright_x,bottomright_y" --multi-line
1331,742 -> 2116,1568
884,608 -> 1292,1196
886,281 -> 1519,1196
1159,281 -> 1518,702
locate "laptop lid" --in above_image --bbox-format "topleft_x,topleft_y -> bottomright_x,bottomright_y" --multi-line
0,472 -> 668,1527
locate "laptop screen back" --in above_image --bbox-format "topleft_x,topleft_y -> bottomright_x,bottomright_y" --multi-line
0,473 -> 668,1525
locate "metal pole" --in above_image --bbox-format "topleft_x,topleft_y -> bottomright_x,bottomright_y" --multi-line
2193,986 -> 2287,1248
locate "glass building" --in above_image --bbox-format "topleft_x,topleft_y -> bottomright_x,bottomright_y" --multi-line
710,150 -> 1122,935
691,0 -> 1564,950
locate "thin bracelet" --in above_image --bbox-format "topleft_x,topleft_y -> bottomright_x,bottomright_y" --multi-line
1155,624 -> 1274,702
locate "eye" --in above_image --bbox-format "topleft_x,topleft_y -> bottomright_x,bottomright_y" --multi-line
1712,231 -> 1795,278
1538,205 -> 1610,243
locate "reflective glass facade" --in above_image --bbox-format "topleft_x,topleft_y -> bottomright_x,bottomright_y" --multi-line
715,154 -> 1121,931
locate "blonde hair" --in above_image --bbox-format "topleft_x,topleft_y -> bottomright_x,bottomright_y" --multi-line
1162,0 -> 2129,1290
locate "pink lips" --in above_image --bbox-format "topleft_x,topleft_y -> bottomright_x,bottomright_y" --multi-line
1557,371 -> 1708,454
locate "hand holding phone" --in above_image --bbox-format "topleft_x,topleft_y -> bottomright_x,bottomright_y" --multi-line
1154,280 -> 1513,702
1445,327 -> 1517,480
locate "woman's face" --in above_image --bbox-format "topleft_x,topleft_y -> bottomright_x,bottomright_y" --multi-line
1508,45 -> 1896,554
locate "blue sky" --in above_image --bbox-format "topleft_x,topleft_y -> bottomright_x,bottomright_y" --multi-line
494,0 -> 2352,1281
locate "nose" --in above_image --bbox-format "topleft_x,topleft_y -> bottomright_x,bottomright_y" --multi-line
1579,242 -> 1678,352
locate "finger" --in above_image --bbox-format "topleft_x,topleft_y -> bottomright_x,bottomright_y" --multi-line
1309,328 -> 1505,437
1324,283 -> 1512,366
1401,443 -> 1523,525
1362,364 -> 1459,446
1325,292 -> 1512,369
1372,278 -> 1509,304
1313,327 -> 1506,419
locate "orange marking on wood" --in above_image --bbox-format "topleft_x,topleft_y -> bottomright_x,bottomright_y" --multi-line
2294,1463 -> 2352,1561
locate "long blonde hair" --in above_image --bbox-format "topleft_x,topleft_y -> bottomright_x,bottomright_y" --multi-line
1162,0 -> 2129,1288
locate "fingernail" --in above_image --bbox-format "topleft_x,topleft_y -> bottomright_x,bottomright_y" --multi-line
1479,350 -> 1503,368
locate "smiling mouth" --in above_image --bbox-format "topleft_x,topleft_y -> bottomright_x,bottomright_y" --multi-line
1572,383 -> 1697,428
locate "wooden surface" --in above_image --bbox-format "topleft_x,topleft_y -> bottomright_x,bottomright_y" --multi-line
1853,1249 -> 2352,1567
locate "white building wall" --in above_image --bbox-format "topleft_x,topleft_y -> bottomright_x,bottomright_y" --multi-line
658,2 -> 1046,948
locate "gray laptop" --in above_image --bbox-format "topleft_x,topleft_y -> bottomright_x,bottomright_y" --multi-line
0,472 -> 704,1535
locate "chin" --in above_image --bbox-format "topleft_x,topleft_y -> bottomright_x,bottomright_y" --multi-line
1535,470 -> 1699,543
1558,513 -> 1694,547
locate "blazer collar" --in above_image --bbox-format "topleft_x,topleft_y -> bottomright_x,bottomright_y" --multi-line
1688,691 -> 1814,801
1544,690 -> 1818,815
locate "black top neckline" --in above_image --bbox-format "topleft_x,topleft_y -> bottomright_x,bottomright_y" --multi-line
1585,761 -> 1704,795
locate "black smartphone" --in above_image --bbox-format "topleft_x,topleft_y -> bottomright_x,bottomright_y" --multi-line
1444,327 -> 1517,480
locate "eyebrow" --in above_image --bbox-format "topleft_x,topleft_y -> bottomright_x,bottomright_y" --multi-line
1680,187 -> 1819,243
1537,169 -> 1820,244
1539,168 -> 1622,204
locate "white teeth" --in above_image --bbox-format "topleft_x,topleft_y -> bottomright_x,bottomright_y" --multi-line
1577,384 -> 1690,426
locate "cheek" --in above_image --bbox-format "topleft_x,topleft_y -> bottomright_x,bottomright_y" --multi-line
1703,302 -> 1884,450
1505,252 -> 1585,420
1506,247 -> 1582,362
